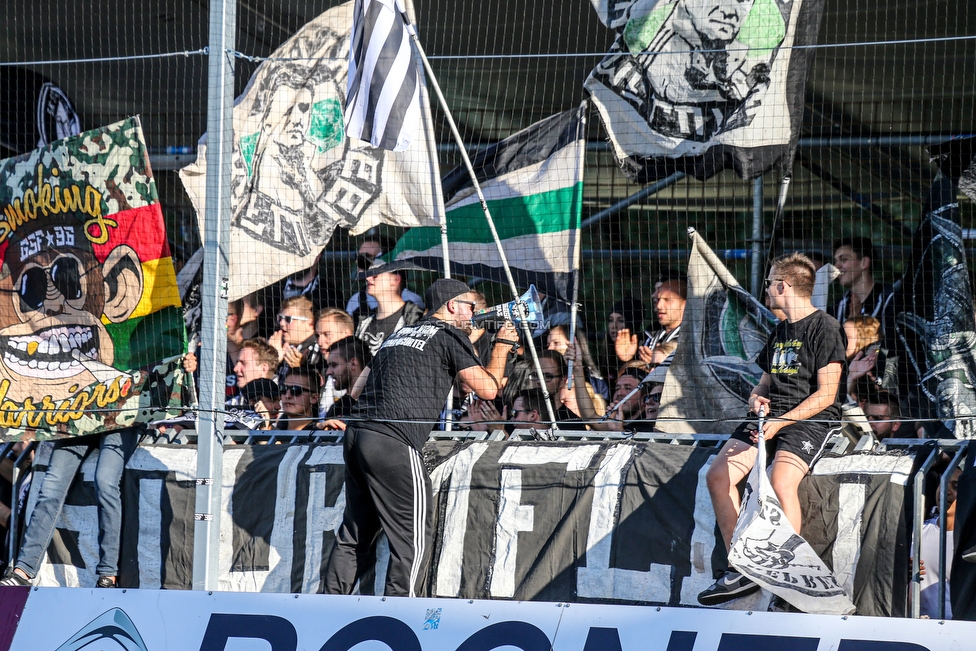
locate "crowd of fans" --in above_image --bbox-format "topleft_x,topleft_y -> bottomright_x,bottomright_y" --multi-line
0,233 -> 966,604
166,233 -> 957,446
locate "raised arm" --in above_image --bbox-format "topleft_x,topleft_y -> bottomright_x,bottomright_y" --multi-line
458,321 -> 519,401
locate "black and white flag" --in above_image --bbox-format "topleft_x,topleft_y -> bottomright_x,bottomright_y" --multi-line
729,433 -> 857,615
32,441 -> 912,616
345,0 -> 421,152
179,2 -> 437,301
583,0 -> 826,182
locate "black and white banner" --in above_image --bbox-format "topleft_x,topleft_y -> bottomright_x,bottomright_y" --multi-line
29,441 -> 913,616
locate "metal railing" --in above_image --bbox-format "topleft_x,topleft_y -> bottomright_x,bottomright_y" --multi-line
879,437 -> 968,620
6,430 -> 960,618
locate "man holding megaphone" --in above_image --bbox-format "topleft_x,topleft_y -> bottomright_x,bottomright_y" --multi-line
324,278 -> 517,598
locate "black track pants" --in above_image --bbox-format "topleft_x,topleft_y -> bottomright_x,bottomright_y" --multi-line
323,426 -> 433,597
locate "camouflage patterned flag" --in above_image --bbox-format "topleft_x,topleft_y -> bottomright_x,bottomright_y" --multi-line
179,1 -> 438,301
0,117 -> 187,440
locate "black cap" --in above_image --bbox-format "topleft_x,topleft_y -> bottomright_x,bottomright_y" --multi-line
356,256 -> 424,279
241,378 -> 279,403
425,278 -> 471,315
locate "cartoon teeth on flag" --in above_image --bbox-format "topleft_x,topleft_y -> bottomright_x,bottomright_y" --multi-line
389,106 -> 586,301
584,0 -> 826,182
729,429 -> 856,615
656,228 -> 776,434
0,117 -> 186,440
179,1 -> 437,301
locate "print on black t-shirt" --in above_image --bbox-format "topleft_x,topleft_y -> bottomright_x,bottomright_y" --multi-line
758,310 -> 847,421
769,338 -> 802,376
353,318 -> 482,451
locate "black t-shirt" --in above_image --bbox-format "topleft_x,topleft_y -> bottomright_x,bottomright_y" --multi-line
360,308 -> 405,353
757,310 -> 846,421
352,318 -> 482,451
328,394 -> 355,419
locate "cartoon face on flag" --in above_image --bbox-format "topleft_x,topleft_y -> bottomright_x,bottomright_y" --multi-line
179,1 -> 437,301
585,0 -> 825,181
0,118 -> 186,439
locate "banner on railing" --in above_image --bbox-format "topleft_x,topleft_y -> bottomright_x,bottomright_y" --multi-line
30,440 -> 912,616
0,117 -> 186,440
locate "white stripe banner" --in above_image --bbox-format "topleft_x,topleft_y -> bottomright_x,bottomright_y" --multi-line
345,0 -> 420,151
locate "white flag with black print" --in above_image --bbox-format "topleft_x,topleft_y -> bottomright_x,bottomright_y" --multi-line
179,2 -> 438,301
345,0 -> 421,151
728,432 -> 856,615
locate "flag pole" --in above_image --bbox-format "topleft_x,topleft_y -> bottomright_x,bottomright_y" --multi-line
566,100 -> 587,390
401,13 -> 559,428
402,0 -> 448,279
402,0 -> 454,430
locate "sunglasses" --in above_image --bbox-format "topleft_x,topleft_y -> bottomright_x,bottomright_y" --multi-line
644,392 -> 663,405
17,256 -> 86,311
454,299 -> 477,310
277,314 -> 310,324
282,384 -> 309,397
763,278 -> 791,289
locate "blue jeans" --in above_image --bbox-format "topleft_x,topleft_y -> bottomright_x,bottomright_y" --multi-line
16,429 -> 138,578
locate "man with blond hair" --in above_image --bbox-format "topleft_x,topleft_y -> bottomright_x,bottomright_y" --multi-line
699,253 -> 846,605
315,308 -> 355,354
271,296 -> 319,382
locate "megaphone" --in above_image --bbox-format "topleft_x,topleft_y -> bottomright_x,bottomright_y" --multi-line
471,285 -> 545,328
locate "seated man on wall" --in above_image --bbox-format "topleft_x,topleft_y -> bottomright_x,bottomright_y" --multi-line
699,253 -> 846,605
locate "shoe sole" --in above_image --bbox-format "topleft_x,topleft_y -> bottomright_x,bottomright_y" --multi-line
697,580 -> 761,606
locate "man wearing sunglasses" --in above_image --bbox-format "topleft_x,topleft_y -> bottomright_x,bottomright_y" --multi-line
324,278 -> 516,598
699,253 -> 846,606
276,366 -> 321,431
271,297 -> 319,382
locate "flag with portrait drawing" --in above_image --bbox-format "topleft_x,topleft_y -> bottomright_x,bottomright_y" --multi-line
584,0 -> 826,182
0,117 -> 186,440
179,1 -> 438,301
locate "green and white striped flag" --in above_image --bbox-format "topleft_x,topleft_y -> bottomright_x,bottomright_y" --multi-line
390,105 -> 585,300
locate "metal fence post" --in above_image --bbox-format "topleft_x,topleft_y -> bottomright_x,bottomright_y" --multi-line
750,176 -> 764,297
912,443 -> 940,618
938,442 -> 967,619
193,0 -> 235,591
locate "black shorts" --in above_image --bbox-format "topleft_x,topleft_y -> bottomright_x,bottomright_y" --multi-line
729,417 -> 838,467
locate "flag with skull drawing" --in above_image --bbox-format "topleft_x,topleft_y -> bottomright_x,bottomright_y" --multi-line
0,117 -> 187,440
728,430 -> 856,614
